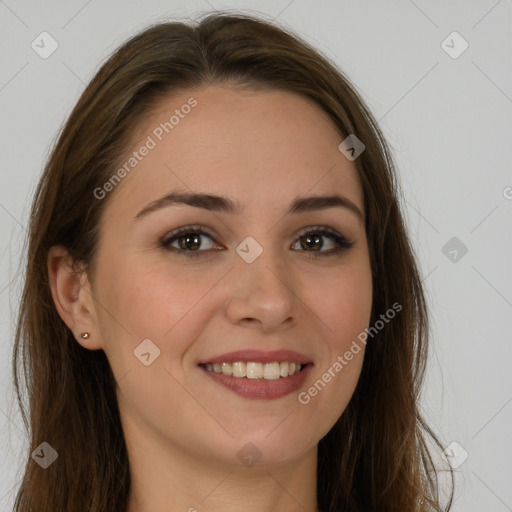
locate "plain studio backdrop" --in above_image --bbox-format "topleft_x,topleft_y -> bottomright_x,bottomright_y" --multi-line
0,1 -> 511,510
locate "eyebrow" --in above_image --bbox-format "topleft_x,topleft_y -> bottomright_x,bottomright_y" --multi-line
134,191 -> 364,224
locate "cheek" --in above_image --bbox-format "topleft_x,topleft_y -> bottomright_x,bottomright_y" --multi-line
296,274 -> 370,437
93,252 -> 221,360
92,254 -> 216,416
304,256 -> 373,342
295,255 -> 371,423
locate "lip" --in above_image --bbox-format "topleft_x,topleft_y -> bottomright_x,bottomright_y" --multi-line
197,349 -> 313,365
199,363 -> 313,400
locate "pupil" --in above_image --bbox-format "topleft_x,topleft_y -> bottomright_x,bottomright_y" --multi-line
179,234 -> 200,250
302,234 -> 322,251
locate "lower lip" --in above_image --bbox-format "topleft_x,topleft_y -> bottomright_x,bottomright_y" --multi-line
199,364 -> 313,400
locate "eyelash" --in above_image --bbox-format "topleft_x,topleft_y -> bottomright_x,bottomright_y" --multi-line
160,224 -> 354,259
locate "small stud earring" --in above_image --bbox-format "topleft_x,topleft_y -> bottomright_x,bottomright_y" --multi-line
80,332 -> 90,340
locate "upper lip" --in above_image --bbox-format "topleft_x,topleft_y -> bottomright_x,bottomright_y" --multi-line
198,349 -> 313,365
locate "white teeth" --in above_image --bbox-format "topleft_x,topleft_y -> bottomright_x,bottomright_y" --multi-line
221,362 -> 233,375
203,361 -> 303,379
232,361 -> 246,378
263,362 -> 280,380
246,362 -> 262,379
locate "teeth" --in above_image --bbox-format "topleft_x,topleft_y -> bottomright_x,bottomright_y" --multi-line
263,362 -> 281,380
203,361 -> 303,379
232,361 -> 246,378
221,362 -> 233,375
246,362 -> 262,379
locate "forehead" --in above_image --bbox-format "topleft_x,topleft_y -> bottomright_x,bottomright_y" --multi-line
102,85 -> 364,221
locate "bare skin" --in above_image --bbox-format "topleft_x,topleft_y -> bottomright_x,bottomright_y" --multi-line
48,84 -> 373,512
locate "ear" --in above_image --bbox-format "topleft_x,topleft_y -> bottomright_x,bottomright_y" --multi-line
47,245 -> 103,350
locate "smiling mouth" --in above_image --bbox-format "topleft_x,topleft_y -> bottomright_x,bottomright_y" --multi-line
200,361 -> 309,380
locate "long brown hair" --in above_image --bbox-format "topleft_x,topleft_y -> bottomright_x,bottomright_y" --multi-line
12,11 -> 453,512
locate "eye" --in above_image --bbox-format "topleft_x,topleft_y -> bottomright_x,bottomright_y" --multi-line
160,224 -> 354,259
160,225 -> 219,258
291,226 -> 354,257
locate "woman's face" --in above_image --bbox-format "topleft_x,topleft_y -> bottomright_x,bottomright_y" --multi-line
86,85 -> 372,467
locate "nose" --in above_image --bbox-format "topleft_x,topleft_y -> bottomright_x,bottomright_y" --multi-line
223,243 -> 300,333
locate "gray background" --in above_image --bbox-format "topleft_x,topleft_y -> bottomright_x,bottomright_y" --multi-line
1,0 -> 511,510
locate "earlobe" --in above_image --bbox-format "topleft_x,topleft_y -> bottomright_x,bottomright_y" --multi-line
47,245 -> 102,350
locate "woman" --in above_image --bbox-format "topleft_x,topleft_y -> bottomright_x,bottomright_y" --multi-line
12,11 -> 453,512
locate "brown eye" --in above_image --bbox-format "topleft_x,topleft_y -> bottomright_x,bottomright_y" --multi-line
292,227 -> 354,256
161,226 -> 218,258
